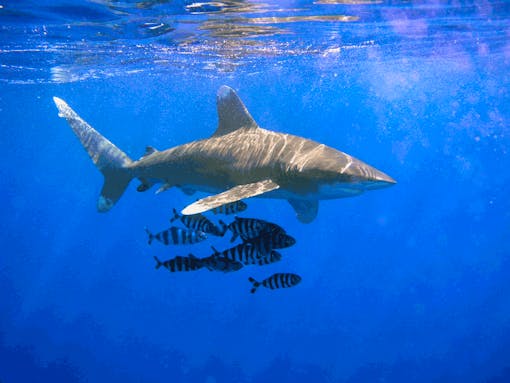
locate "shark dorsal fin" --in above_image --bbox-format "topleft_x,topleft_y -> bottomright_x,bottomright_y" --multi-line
213,86 -> 258,137
144,146 -> 158,156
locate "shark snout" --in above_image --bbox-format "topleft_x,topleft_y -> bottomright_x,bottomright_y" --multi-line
363,169 -> 397,190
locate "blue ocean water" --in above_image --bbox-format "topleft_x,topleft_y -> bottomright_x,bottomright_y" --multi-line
1,0 -> 510,382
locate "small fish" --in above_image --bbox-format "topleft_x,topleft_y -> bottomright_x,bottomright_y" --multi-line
211,244 -> 282,266
145,226 -> 207,245
225,216 -> 286,243
201,253 -> 243,273
211,244 -> 261,265
154,254 -> 203,272
244,231 -> 296,255
211,200 -> 248,215
170,208 -> 224,236
256,251 -> 282,266
248,273 -> 301,293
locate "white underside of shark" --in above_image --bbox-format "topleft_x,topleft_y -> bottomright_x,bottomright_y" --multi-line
54,86 -> 396,223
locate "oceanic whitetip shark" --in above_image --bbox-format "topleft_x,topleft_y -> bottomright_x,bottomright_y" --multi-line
53,86 -> 395,223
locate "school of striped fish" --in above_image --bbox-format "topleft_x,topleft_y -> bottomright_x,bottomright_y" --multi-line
145,200 -> 302,293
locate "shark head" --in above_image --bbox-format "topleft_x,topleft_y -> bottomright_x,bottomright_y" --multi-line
319,164 -> 396,198
293,144 -> 396,199
341,159 -> 397,191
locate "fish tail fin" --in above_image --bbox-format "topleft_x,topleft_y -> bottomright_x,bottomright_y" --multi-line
153,256 -> 163,270
53,97 -> 134,212
145,227 -> 154,245
248,277 -> 260,294
170,208 -> 180,223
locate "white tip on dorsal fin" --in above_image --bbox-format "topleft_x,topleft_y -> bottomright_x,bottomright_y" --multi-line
213,86 -> 258,137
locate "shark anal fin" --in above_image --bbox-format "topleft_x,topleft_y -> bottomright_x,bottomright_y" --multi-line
288,199 -> 318,224
213,86 -> 258,137
182,180 -> 279,216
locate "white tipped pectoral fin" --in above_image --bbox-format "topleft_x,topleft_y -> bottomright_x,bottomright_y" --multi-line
288,199 -> 318,223
182,180 -> 279,216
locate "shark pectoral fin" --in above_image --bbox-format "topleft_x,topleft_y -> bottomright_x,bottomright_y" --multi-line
288,199 -> 318,224
182,180 -> 280,216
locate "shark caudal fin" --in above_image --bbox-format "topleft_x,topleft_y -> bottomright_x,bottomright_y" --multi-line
53,97 -> 133,212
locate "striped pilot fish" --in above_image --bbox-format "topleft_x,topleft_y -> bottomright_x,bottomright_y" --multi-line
200,253 -> 243,273
257,251 -> 282,266
244,230 -> 296,256
224,216 -> 286,243
153,254 -> 203,272
211,200 -> 248,215
248,273 -> 302,293
170,208 -> 225,236
145,226 -> 207,245
211,244 -> 282,266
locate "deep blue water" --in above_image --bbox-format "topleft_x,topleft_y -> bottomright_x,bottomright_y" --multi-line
2,1 -> 510,382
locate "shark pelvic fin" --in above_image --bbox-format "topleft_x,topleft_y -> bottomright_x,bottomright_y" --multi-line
288,199 -> 318,224
182,180 -> 279,216
213,86 -> 258,137
137,178 -> 154,192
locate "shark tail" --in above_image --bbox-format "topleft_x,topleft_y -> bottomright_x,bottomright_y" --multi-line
248,277 -> 261,294
53,97 -> 133,212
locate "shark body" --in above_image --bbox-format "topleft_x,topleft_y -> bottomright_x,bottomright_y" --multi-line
54,86 -> 395,223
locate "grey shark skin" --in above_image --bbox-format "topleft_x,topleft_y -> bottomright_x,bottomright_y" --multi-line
53,86 -> 395,223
